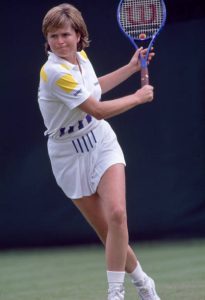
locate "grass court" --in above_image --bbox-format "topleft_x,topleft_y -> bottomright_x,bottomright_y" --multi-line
0,239 -> 205,300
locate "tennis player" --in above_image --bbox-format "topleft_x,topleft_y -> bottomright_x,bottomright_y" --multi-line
38,3 -> 160,300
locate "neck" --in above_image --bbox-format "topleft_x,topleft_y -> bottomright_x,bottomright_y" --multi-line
60,52 -> 78,64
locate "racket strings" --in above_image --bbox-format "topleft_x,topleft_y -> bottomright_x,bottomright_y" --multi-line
120,0 -> 164,39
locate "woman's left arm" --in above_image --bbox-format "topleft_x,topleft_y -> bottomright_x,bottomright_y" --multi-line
98,47 -> 155,94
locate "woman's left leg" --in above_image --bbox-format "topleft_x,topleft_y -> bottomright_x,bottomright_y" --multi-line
96,163 -> 127,299
96,163 -> 128,272
73,163 -> 127,299
73,164 -> 160,299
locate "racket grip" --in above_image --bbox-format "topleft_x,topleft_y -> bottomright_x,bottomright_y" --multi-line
141,67 -> 149,87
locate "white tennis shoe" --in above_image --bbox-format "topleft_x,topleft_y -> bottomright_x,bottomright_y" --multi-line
134,276 -> 160,300
108,284 -> 125,300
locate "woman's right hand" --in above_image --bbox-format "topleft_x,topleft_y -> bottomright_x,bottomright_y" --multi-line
135,85 -> 154,105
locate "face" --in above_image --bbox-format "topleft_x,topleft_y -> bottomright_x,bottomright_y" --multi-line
47,22 -> 80,63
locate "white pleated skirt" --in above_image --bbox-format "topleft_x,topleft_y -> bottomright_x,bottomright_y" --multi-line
47,120 -> 126,199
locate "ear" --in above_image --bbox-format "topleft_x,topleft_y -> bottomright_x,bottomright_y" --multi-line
46,39 -> 50,47
45,41 -> 51,52
77,33 -> 81,42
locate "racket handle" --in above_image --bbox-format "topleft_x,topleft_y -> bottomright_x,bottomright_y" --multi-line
141,67 -> 149,87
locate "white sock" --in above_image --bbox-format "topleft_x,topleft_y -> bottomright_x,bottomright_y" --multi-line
128,262 -> 146,284
107,271 -> 125,289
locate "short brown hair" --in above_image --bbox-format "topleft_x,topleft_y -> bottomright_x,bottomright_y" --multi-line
42,3 -> 90,52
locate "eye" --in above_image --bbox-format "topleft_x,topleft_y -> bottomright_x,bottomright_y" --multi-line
49,33 -> 57,39
62,32 -> 71,38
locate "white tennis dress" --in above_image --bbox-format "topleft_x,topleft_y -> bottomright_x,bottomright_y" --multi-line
38,51 -> 125,199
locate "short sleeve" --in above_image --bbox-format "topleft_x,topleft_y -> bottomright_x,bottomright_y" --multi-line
51,71 -> 90,110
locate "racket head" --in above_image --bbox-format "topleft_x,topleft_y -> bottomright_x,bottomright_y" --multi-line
117,0 -> 167,48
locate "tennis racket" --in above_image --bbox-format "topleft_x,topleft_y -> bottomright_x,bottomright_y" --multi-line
117,0 -> 166,86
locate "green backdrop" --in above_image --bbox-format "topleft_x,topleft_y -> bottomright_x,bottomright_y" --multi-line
0,0 -> 205,248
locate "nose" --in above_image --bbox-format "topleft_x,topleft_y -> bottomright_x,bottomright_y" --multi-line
57,36 -> 65,44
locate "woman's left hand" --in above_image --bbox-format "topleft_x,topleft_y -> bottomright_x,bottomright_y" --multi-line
129,47 -> 155,72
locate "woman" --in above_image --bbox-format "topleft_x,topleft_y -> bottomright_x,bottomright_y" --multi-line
38,3 -> 160,300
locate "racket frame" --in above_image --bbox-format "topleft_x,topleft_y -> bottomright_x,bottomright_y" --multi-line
117,0 -> 167,86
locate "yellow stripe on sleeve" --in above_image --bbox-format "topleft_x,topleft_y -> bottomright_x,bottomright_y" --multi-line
56,74 -> 78,93
40,66 -> 48,82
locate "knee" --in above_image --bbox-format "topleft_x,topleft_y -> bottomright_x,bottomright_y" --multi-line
108,207 -> 127,227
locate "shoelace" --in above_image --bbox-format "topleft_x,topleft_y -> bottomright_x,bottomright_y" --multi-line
135,278 -> 158,300
108,286 -> 125,300
138,286 -> 155,300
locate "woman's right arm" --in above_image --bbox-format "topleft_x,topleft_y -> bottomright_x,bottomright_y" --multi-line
79,85 -> 154,120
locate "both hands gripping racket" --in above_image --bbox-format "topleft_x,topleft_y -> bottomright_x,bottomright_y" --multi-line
117,0 -> 167,86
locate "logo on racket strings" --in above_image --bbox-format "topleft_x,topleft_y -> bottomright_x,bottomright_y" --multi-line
127,4 -> 157,25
